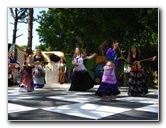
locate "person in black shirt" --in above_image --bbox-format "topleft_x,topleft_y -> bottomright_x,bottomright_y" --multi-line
127,45 -> 147,96
33,49 -> 45,88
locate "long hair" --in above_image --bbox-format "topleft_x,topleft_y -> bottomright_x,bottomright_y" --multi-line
25,47 -> 33,56
34,49 -> 42,57
99,38 -> 114,55
127,46 -> 141,60
73,46 -> 85,57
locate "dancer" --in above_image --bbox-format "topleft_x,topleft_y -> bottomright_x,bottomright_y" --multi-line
58,58 -> 67,84
95,39 -> 120,101
69,47 -> 96,91
127,44 -> 156,96
33,49 -> 45,88
19,47 -> 34,92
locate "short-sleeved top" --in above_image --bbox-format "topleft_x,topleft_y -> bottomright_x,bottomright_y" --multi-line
72,55 -> 87,71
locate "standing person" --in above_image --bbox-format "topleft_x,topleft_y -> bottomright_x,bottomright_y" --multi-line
69,47 -> 96,91
58,58 -> 67,84
95,39 -> 120,101
19,47 -> 34,92
127,44 -> 147,96
32,49 -> 45,88
8,52 -> 20,85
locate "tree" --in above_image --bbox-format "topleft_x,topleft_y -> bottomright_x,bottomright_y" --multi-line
27,8 -> 34,48
36,8 -> 158,72
9,8 -> 28,44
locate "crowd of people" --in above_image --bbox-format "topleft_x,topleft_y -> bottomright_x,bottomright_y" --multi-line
8,40 -> 157,100
8,48 -> 46,92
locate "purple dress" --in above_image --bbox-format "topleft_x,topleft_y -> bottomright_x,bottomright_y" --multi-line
95,48 -> 120,96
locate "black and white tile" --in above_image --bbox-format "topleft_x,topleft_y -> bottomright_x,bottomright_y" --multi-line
8,84 -> 159,121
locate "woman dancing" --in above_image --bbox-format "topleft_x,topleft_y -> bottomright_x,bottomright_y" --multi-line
69,47 -> 96,91
127,45 -> 156,96
33,49 -> 45,88
95,39 -> 120,101
19,47 -> 34,92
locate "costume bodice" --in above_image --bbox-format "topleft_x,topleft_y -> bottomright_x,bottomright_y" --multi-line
72,56 -> 87,71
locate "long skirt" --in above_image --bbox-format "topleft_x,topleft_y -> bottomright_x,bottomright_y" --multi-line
33,66 -> 45,88
128,67 -> 148,96
58,70 -> 66,84
95,66 -> 120,96
19,66 -> 34,92
69,70 -> 94,91
95,82 -> 120,96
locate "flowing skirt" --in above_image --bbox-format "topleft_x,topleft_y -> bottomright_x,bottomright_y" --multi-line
19,66 -> 34,92
95,66 -> 120,96
128,67 -> 148,96
69,70 -> 94,91
95,82 -> 120,96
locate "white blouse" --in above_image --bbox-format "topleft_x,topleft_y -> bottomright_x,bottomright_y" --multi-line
72,56 -> 87,71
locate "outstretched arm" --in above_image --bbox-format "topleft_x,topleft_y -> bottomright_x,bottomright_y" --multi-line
85,53 -> 97,59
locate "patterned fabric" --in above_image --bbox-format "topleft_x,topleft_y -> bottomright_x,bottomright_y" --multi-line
19,66 -> 34,92
69,55 -> 94,91
33,66 -> 45,88
72,56 -> 87,71
101,66 -> 116,84
95,66 -> 120,96
33,66 -> 45,78
128,68 -> 148,96
95,48 -> 120,96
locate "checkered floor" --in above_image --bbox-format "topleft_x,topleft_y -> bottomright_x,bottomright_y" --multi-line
8,84 -> 159,121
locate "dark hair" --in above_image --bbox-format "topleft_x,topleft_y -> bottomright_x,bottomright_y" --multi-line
26,47 -> 33,56
99,38 -> 114,55
127,46 -> 141,59
10,52 -> 15,58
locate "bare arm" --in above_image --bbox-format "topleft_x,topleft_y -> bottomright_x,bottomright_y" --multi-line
85,53 -> 97,59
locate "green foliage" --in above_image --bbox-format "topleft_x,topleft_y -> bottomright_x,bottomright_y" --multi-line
65,55 -> 74,70
86,58 -> 95,79
36,8 -> 158,72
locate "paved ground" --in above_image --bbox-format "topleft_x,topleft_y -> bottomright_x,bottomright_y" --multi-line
8,83 -> 159,121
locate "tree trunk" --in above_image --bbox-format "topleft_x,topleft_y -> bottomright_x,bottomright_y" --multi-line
11,8 -> 18,44
12,18 -> 18,44
27,8 -> 33,48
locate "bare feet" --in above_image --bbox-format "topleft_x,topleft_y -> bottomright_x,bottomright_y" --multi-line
101,95 -> 109,101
